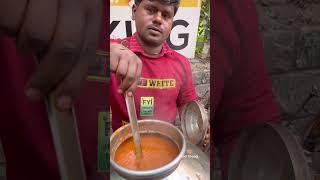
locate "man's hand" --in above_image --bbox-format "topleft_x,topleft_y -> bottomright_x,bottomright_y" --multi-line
202,125 -> 210,148
0,0 -> 104,111
110,43 -> 142,96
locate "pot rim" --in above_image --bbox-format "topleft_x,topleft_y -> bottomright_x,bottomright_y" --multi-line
110,119 -> 186,176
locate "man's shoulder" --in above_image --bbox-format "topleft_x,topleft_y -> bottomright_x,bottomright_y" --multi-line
110,34 -> 134,42
166,48 -> 191,65
110,37 -> 129,44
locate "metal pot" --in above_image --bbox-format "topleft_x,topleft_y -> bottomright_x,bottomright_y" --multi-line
110,120 -> 186,180
110,101 -> 211,180
110,120 -> 210,180
228,123 -> 312,180
110,137 -> 210,180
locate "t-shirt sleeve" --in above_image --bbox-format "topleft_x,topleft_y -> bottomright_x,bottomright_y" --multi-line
110,39 -> 121,44
177,57 -> 198,107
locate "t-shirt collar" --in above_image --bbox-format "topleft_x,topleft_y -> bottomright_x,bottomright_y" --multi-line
123,33 -> 171,58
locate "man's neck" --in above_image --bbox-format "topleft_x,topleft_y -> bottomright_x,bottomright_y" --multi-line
136,36 -> 163,56
143,46 -> 162,56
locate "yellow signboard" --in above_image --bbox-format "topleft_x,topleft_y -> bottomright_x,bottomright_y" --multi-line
110,0 -> 202,58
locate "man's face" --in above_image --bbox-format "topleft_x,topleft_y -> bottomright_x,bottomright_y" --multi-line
132,0 -> 175,47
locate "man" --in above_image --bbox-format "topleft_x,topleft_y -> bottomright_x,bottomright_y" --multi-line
212,0 -> 281,179
0,0 -> 111,179
110,0 -> 198,130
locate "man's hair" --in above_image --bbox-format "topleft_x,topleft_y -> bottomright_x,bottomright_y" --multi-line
135,0 -> 180,15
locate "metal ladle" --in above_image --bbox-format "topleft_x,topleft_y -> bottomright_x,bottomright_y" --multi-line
44,50 -> 108,180
45,95 -> 86,180
125,93 -> 143,159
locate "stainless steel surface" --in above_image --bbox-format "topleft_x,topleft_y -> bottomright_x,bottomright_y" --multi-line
303,111 -> 320,145
110,142 -> 210,180
180,101 -> 209,146
110,120 -> 186,180
125,93 -> 142,159
229,123 -> 312,180
303,111 -> 320,174
0,140 -> 5,180
45,95 -> 86,180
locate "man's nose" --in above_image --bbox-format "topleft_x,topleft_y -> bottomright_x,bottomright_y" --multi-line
153,12 -> 163,24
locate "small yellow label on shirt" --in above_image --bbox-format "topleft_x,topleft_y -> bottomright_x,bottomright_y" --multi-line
138,78 -> 176,89
140,97 -> 154,116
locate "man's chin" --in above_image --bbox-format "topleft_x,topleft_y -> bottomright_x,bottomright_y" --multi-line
137,32 -> 166,46
144,37 -> 164,46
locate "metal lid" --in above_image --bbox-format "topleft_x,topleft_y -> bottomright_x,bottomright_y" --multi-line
229,123 -> 312,180
180,101 -> 209,146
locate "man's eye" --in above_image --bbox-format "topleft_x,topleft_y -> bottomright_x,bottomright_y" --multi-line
163,13 -> 171,20
146,8 -> 156,14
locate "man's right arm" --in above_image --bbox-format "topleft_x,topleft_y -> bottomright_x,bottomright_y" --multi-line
110,42 -> 142,95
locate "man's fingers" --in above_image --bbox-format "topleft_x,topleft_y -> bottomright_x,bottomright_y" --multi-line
17,0 -> 58,54
0,0 -> 27,35
52,52 -> 89,111
110,42 -> 142,94
124,78 -> 139,96
52,0 -> 103,110
202,127 -> 210,147
116,56 -> 129,79
125,56 -> 142,93
136,57 -> 142,79
26,0 -> 86,99
119,62 -> 139,93
110,44 -> 124,73
110,52 -> 119,73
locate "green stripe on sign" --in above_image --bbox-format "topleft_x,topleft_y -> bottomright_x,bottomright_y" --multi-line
97,112 -> 110,172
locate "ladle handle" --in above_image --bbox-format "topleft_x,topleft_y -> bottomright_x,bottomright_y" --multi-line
125,93 -> 142,159
45,95 -> 86,180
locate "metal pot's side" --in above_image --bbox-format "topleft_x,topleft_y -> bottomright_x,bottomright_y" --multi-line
110,120 -> 186,180
0,140 -> 6,180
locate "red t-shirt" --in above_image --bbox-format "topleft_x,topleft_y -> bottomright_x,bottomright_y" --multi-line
110,33 -> 198,130
0,4 -> 109,180
212,0 -> 281,178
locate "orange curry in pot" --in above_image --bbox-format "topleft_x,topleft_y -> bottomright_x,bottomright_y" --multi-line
114,133 -> 179,170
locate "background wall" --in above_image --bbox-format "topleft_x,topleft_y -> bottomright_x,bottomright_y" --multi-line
213,1 -> 320,179
256,0 -> 320,137
190,59 -> 210,109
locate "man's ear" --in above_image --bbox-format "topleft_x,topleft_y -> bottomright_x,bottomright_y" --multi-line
132,4 -> 137,20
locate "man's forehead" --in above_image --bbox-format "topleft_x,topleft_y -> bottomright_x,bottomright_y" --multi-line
144,0 -> 179,4
139,0 -> 178,14
142,0 -> 177,10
